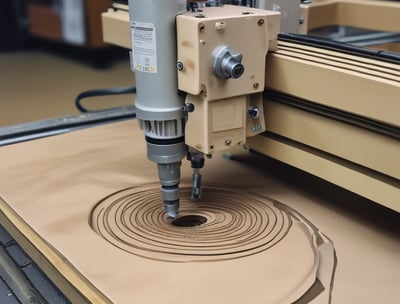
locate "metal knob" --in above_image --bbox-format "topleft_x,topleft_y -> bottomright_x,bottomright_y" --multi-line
212,45 -> 245,80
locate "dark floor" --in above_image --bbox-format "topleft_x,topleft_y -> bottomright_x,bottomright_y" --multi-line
0,41 -> 134,127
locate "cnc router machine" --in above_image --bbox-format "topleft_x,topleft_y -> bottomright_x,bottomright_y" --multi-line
101,0 -> 399,216
0,1 -> 398,303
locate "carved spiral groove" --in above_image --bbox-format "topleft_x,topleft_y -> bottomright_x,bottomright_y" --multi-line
90,184 -> 292,262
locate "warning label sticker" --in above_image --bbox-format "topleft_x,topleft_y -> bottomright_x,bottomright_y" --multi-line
131,21 -> 157,73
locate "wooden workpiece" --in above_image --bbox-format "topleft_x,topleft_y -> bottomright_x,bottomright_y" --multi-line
0,121 -> 336,303
0,121 -> 398,303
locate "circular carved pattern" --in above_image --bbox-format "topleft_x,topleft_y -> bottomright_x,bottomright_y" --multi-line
90,184 -> 292,262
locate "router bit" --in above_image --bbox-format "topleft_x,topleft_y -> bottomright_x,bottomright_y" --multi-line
187,149 -> 205,200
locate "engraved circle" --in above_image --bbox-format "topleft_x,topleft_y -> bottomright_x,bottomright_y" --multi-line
90,184 -> 292,262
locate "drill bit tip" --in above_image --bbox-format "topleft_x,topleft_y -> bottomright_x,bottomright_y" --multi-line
164,200 -> 179,219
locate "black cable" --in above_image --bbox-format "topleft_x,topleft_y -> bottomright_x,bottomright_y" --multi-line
75,86 -> 136,113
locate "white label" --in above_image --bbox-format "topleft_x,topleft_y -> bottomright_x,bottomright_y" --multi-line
131,21 -> 157,73
60,0 -> 85,45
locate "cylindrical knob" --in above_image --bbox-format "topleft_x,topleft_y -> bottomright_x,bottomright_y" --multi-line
212,45 -> 245,79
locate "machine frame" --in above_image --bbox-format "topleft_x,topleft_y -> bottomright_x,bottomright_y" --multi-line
101,0 -> 400,212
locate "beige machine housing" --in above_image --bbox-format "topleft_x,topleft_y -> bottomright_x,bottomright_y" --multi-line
176,6 -> 280,154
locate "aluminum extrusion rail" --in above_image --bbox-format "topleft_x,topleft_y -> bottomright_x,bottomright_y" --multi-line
0,106 -> 136,146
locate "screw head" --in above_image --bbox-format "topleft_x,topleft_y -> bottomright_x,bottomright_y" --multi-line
258,19 -> 265,26
199,23 -> 205,33
248,105 -> 260,119
177,61 -> 184,71
185,103 -> 195,112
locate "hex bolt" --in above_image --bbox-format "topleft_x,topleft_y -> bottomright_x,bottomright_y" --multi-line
258,19 -> 265,26
299,17 -> 305,25
253,82 -> 259,89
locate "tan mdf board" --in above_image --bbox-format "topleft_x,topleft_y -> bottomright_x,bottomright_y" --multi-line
0,121 -> 399,303
276,41 -> 400,78
0,121 -> 338,303
102,8 -> 131,50
257,39 -> 400,211
263,100 -> 399,180
247,134 -> 400,212
0,204 -> 105,304
265,41 -> 400,127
